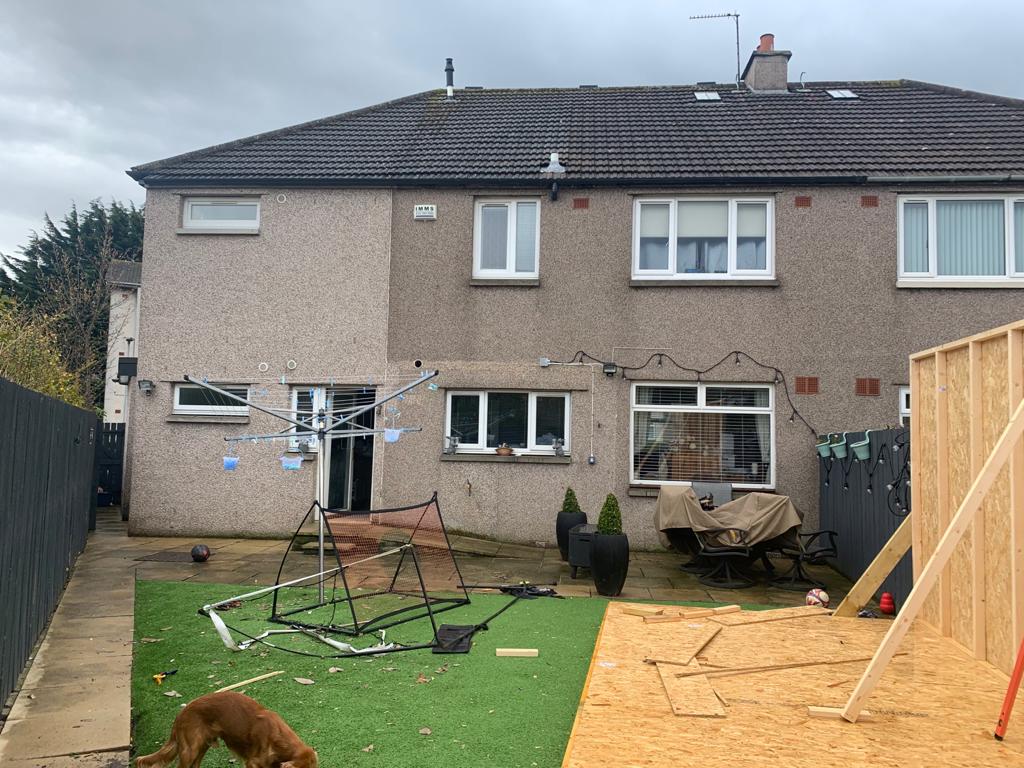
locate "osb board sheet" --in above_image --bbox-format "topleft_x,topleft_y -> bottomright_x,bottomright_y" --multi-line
982,334 -> 1013,674
915,354 -> 940,629
946,346 -> 975,651
655,660 -> 724,717
563,605 -> 1024,768
709,605 -> 831,626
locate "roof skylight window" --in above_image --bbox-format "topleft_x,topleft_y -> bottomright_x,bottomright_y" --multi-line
695,91 -> 721,101
826,89 -> 858,99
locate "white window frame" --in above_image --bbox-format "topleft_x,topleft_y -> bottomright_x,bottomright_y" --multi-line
172,383 -> 250,416
445,390 -> 570,455
898,386 -> 911,427
182,197 -> 261,231
632,197 -> 775,280
629,381 -> 775,489
472,199 -> 541,279
290,386 -> 326,451
897,195 -> 1024,287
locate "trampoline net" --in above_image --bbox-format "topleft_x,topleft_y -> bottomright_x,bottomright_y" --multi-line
270,492 -> 469,639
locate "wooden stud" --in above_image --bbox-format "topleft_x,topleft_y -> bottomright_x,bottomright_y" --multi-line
676,653 -> 902,680
710,606 -> 831,626
496,648 -> 538,657
643,625 -> 722,667
808,706 -> 875,722
644,614 -> 689,624
969,340 -> 987,660
833,515 -> 913,618
935,350 -> 952,637
215,670 -> 285,692
620,605 -> 664,617
711,604 -> 742,615
910,355 -> 923,583
1009,329 -> 1024,652
836,399 -> 1024,723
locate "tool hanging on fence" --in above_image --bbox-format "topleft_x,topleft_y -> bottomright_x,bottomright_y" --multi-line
994,633 -> 1024,740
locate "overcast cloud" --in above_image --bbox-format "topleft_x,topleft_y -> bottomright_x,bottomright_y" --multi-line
2,0 -> 1022,256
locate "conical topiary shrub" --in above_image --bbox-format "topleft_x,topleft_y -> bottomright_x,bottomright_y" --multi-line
555,487 -> 587,561
592,493 -> 628,596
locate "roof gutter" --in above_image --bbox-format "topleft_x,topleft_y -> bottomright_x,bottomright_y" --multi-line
866,174 -> 1024,183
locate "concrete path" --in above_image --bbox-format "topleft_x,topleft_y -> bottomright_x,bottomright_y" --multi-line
0,508 -> 851,766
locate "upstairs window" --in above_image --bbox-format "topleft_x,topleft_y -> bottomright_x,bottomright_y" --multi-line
182,198 -> 260,231
473,200 -> 540,278
899,196 -> 1024,284
633,198 -> 774,279
173,383 -> 249,415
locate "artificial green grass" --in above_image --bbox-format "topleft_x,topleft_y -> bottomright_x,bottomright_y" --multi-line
132,581 -> 772,767
132,580 -> 607,767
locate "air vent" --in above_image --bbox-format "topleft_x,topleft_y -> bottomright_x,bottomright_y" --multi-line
855,377 -> 881,397
795,195 -> 812,208
695,91 -> 721,101
826,89 -> 858,99
795,376 -> 820,395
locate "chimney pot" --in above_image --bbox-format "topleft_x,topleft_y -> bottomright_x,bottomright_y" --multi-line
444,58 -> 455,100
758,33 -> 775,52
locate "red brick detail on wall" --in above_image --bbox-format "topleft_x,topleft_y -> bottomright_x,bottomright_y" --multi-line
795,376 -> 820,395
860,195 -> 879,208
794,195 -> 812,208
572,197 -> 590,209
855,377 -> 881,396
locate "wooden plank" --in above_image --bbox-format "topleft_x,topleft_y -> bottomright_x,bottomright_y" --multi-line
917,355 -> 940,629
711,604 -> 742,615
833,515 -> 913,618
619,605 -> 664,617
910,356 -> 924,583
834,399 -> 1024,723
215,670 -> 284,692
560,602 -> 610,768
969,340 -> 987,660
710,606 -> 831,626
1009,329 -> 1024,658
656,660 -> 726,717
808,706 -> 875,722
675,653 -> 904,679
496,648 -> 538,657
644,614 -> 689,624
642,605 -> 739,623
935,349 -> 952,637
642,624 -> 722,667
946,346 -> 974,651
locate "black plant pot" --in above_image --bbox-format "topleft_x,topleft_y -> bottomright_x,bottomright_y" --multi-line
591,533 -> 629,597
556,511 -> 588,561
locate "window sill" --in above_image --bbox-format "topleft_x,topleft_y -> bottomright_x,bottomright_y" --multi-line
440,453 -> 571,464
176,228 -> 260,236
897,279 -> 1024,289
627,484 -> 775,497
470,278 -> 540,287
630,279 -> 779,288
167,414 -> 251,424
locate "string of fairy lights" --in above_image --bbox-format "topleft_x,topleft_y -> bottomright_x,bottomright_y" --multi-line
820,430 -> 911,517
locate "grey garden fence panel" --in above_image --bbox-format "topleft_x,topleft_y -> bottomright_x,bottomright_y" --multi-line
0,377 -> 96,707
819,427 -> 913,608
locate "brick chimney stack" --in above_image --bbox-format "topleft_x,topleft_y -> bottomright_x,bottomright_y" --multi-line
742,33 -> 792,92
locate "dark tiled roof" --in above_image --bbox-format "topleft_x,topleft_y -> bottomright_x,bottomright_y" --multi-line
129,80 -> 1024,186
107,260 -> 142,286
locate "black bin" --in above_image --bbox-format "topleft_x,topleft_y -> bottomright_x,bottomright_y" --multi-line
568,523 -> 597,578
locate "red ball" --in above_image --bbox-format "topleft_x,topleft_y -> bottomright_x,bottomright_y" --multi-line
879,592 -> 895,615
191,544 -> 211,562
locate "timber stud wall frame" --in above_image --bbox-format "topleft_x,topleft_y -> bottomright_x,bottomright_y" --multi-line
912,319 -> 1024,674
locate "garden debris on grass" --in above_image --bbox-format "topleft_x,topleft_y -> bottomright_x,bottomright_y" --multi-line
419,727 -> 432,736
329,666 -> 343,673
294,677 -> 315,685
162,690 -> 182,698
362,744 -> 375,752
139,637 -> 162,644
416,673 -> 432,684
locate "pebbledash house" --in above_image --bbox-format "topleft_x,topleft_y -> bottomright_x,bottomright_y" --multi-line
123,35 -> 1024,547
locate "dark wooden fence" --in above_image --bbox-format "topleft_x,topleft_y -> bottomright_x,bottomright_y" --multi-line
0,377 -> 97,707
819,427 -> 913,608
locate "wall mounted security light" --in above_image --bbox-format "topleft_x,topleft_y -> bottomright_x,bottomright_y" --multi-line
137,379 -> 155,395
602,362 -> 618,377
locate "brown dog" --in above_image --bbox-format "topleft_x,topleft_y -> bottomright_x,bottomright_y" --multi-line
136,691 -> 318,768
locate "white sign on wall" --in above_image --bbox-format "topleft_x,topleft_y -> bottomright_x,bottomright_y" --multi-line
413,204 -> 437,221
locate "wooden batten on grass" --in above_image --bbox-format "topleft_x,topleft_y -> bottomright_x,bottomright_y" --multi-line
496,648 -> 538,657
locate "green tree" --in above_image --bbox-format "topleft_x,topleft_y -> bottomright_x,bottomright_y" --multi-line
0,298 -> 85,408
0,200 -> 143,408
597,493 -> 622,535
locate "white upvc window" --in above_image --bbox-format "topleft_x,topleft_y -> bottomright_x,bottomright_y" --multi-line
632,197 -> 774,280
472,199 -> 540,278
630,382 -> 774,488
290,385 -> 377,450
898,195 -> 1024,286
899,386 -> 911,428
173,383 -> 249,415
445,390 -> 570,454
182,197 -> 260,231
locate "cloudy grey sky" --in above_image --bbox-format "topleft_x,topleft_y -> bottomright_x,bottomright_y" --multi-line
2,0 -> 1022,256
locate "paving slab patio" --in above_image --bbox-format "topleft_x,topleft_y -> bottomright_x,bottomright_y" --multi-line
0,507 -> 852,765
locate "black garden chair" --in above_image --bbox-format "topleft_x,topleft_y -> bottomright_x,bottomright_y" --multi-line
769,529 -> 839,591
695,526 -> 757,589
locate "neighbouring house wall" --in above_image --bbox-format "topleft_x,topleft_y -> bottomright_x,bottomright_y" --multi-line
381,186 -> 1024,548
128,188 -> 393,536
102,285 -> 139,423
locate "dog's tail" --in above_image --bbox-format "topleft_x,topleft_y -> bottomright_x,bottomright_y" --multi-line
135,732 -> 178,768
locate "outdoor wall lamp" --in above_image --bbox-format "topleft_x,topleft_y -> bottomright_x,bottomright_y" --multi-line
116,356 -> 138,385
602,362 -> 618,377
137,379 -> 155,395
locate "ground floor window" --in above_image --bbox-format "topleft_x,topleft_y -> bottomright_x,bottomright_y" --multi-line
899,386 -> 911,428
445,391 -> 570,454
172,383 -> 249,415
631,382 -> 773,487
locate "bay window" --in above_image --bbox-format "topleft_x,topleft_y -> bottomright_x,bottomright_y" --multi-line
898,196 -> 1024,284
631,382 -> 773,487
445,391 -> 569,454
633,198 -> 774,279
473,199 -> 540,278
